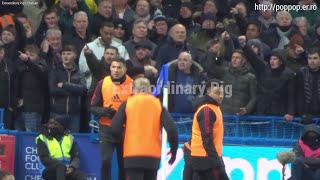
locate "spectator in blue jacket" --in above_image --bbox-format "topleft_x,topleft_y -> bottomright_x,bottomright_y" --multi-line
49,45 -> 87,133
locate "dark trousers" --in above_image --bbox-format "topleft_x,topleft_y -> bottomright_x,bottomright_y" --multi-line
100,125 -> 125,180
42,164 -> 87,180
2,107 -> 14,129
183,148 -> 195,180
193,168 -> 221,180
291,158 -> 320,180
125,168 -> 157,180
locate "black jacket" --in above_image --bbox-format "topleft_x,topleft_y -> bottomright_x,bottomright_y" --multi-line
295,66 -> 320,116
155,38 -> 198,70
49,63 -> 87,115
244,45 -> 295,116
16,58 -> 48,113
84,52 -> 111,97
260,24 -> 300,49
0,58 -> 17,108
62,27 -> 94,65
92,13 -> 112,37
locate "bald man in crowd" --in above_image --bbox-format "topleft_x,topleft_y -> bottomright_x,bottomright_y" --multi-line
155,24 -> 197,70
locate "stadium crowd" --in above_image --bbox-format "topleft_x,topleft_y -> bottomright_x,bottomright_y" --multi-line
1,0 -> 320,132
1,0 -> 320,179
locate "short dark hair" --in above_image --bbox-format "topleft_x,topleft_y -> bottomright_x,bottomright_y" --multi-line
246,20 -> 261,33
308,47 -> 320,56
61,44 -> 77,54
43,7 -> 58,18
99,21 -> 114,29
111,56 -> 127,67
205,78 -> 223,93
105,46 -> 119,54
2,25 -> 16,37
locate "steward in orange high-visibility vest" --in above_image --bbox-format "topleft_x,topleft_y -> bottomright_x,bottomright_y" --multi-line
111,77 -> 178,180
190,79 -> 229,180
90,57 -> 132,180
0,14 -> 14,29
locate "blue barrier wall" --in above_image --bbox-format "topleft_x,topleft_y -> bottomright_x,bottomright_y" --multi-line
0,130 -> 119,180
0,129 -> 293,180
1,108 -> 319,179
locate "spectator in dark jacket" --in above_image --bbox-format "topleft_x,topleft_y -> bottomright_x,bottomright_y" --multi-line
62,11 -> 94,65
39,28 -> 63,72
295,48 -> 320,119
256,0 -> 276,32
34,8 -> 62,47
188,13 -> 219,56
290,124 -> 320,180
244,45 -> 295,120
49,45 -> 87,133
148,13 -> 169,47
36,116 -> 87,180
177,2 -> 201,36
92,0 -> 113,37
0,45 -> 17,129
1,26 -> 20,62
126,41 -> 158,84
206,49 -> 257,115
16,45 -> 48,132
0,12 -> 27,55
55,0 -> 93,33
123,19 -> 157,59
312,21 -> 320,49
113,18 -> 129,44
260,11 -> 300,49
155,24 -> 197,70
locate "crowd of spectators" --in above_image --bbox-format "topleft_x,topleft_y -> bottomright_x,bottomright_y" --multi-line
1,0 -> 320,132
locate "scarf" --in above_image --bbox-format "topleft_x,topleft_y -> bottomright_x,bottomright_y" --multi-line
258,16 -> 276,29
52,48 -> 62,64
299,139 -> 320,158
276,26 -> 291,49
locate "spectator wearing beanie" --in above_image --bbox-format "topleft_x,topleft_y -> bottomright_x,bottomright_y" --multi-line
178,2 -> 201,35
188,13 -> 229,56
285,33 -> 308,72
149,13 -> 169,47
113,19 -> 129,44
244,45 -> 295,120
126,41 -> 158,84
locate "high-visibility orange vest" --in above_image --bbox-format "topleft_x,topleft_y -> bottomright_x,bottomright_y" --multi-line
0,15 -> 14,29
123,93 -> 162,158
100,75 -> 133,126
191,103 -> 224,157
